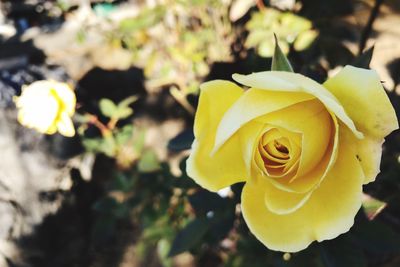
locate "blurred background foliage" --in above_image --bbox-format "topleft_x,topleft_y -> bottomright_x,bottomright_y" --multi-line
0,0 -> 400,267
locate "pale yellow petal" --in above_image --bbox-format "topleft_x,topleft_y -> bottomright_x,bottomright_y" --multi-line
17,91 -> 59,133
51,81 -> 76,116
45,124 -> 58,135
263,182 -> 311,215
237,120 -> 267,177
213,88 -> 314,153
233,71 -> 363,139
257,99 -> 332,178
186,80 -> 246,191
356,136 -> 383,184
253,100 -> 338,194
56,111 -> 75,137
241,125 -> 364,252
323,65 -> 398,139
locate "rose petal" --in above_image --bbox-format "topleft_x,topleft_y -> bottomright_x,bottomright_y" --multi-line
237,120 -> 267,177
213,88 -> 314,153
186,80 -> 247,191
16,88 -> 59,133
264,182 -> 312,215
241,126 -> 364,252
57,111 -> 75,137
356,135 -> 383,184
51,81 -> 76,116
256,99 -> 332,179
323,65 -> 398,139
232,71 -> 363,139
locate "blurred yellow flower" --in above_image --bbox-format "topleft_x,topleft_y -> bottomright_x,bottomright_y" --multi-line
186,66 -> 398,252
15,80 -> 76,137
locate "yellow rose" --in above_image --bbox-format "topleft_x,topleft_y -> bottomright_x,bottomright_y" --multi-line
15,80 -> 76,137
186,66 -> 398,252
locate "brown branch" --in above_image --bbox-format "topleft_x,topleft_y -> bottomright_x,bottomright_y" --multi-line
87,115 -> 111,136
358,0 -> 384,55
256,0 -> 266,11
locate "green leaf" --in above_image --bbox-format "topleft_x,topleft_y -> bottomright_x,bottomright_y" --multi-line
99,98 -> 118,118
101,135 -> 117,157
167,129 -> 194,152
188,190 -> 227,215
168,218 -> 210,257
138,150 -> 161,173
115,107 -> 133,120
74,113 -> 92,124
158,239 -> 173,267
113,173 -> 134,192
351,221 -> 400,253
118,96 -> 138,109
352,46 -> 374,69
319,235 -> 366,267
82,136 -> 116,156
115,125 -> 134,145
110,96 -> 138,120
119,6 -> 165,33
271,34 -> 294,72
82,138 -> 103,152
132,129 -> 146,154
92,197 -> 119,212
362,193 -> 387,220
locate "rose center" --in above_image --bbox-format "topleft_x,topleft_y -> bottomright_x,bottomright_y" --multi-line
274,141 -> 289,154
256,128 -> 301,177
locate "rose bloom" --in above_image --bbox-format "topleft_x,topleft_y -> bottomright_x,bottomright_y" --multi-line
15,80 -> 76,137
186,66 -> 398,252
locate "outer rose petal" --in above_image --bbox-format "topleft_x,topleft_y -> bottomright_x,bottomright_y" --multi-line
323,66 -> 398,184
356,136 -> 383,184
57,111 -> 75,137
186,80 -> 247,192
232,71 -> 363,139
263,183 -> 311,215
241,125 -> 364,252
323,65 -> 398,139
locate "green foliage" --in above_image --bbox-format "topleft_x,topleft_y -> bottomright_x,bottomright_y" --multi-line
352,46 -> 374,69
167,129 -> 194,152
99,96 -> 137,120
168,218 -> 210,257
78,0 -> 233,113
82,135 -> 116,157
272,34 -> 294,72
81,97 -> 151,169
99,99 -> 118,118
351,221 -> 400,253
319,236 -> 367,267
119,6 -> 165,33
138,150 -> 161,173
245,8 -> 318,57
361,193 -> 386,220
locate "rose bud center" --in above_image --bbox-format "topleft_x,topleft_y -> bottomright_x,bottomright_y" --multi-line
257,128 -> 302,178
